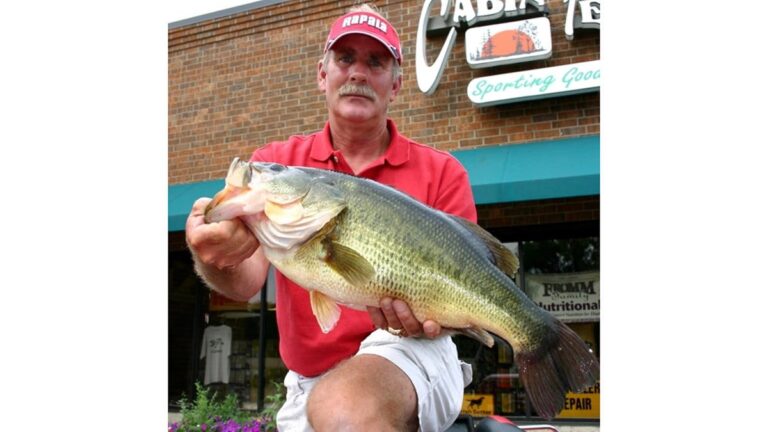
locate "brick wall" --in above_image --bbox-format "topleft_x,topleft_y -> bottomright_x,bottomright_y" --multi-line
477,195 -> 599,241
169,0 -> 600,185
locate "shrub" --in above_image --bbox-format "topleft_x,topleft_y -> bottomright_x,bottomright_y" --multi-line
169,381 -> 286,432
169,382 -> 260,432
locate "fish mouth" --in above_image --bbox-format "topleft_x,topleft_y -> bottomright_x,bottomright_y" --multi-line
204,158 -> 269,223
204,184 -> 266,223
204,185 -> 241,222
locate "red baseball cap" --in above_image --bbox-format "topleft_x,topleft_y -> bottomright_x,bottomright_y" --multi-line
324,11 -> 402,65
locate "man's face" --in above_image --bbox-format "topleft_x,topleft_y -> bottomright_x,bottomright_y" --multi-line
318,34 -> 402,123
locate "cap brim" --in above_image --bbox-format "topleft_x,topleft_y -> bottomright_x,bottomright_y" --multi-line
326,31 -> 401,64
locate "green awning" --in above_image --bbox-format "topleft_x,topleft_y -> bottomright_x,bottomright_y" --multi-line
168,135 -> 599,231
452,135 -> 599,205
168,179 -> 224,232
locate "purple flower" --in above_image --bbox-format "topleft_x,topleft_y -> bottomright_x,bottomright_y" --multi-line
220,419 -> 240,432
201,423 -> 208,431
168,422 -> 179,432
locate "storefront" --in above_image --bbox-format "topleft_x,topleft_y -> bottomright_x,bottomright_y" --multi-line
168,0 -> 600,425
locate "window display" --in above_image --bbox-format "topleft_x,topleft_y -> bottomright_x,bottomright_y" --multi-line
458,237 -> 600,419
200,324 -> 232,385
196,309 -> 288,411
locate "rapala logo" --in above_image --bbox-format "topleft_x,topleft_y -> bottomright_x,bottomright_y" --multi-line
341,14 -> 388,33
415,0 -> 601,102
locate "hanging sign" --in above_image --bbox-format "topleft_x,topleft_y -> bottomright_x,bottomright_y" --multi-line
525,271 -> 599,322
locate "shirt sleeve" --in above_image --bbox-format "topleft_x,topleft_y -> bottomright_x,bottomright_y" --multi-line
433,157 -> 478,223
223,326 -> 232,357
200,327 -> 208,359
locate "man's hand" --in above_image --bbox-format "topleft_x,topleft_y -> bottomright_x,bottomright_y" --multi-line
185,197 -> 260,270
367,297 -> 442,339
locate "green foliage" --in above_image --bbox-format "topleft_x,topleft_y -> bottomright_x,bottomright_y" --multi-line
258,381 -> 286,432
170,381 -> 286,432
173,382 -> 256,431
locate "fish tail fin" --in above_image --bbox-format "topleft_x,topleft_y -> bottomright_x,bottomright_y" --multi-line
515,320 -> 599,419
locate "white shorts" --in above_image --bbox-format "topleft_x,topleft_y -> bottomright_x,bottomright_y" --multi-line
276,329 -> 473,432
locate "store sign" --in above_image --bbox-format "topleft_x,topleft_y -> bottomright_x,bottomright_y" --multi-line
525,271 -> 600,322
557,383 -> 600,418
565,0 -> 601,40
465,18 -> 552,69
467,60 -> 600,106
461,394 -> 495,416
415,0 -> 601,104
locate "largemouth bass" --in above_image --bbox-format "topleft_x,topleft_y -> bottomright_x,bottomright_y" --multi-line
204,158 -> 599,419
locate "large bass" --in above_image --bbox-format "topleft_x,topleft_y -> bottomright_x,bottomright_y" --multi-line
204,158 -> 599,418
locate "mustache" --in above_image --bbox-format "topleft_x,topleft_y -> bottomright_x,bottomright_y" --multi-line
338,84 -> 376,99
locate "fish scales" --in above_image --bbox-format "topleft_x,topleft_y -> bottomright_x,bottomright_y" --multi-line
204,160 -> 600,419
287,168 -> 548,352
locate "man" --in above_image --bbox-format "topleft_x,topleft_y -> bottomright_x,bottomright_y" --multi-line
185,4 -> 476,431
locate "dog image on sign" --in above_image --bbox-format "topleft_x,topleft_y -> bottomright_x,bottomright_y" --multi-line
461,394 -> 494,416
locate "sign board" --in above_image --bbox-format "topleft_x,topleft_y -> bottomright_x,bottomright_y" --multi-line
525,271 -> 600,322
416,0 -> 600,100
461,394 -> 495,416
465,18 -> 552,68
467,60 -> 600,106
557,383 -> 600,418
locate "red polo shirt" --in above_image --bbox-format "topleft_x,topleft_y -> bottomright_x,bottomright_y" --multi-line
250,119 -> 477,377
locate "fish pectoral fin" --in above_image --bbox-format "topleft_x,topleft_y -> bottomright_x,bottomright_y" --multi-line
325,241 -> 375,287
264,200 -> 304,225
455,326 -> 496,348
309,290 -> 341,333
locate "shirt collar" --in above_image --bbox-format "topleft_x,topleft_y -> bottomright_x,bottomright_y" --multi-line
310,119 -> 410,167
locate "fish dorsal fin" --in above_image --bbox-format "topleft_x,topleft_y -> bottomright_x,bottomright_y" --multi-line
309,290 -> 341,333
447,214 -> 519,278
323,240 -> 376,288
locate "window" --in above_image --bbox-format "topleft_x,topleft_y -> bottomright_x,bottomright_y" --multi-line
168,239 -> 286,412
458,236 -> 600,419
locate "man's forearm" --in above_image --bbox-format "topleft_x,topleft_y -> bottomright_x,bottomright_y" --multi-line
192,248 -> 269,302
